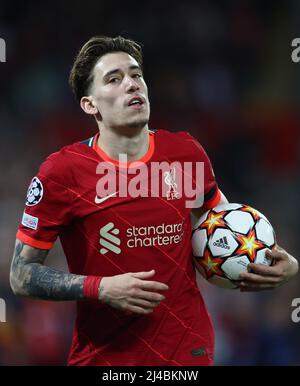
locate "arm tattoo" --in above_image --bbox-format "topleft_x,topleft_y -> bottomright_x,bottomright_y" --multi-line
10,239 -> 86,301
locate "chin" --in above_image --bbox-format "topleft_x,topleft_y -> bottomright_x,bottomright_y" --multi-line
128,119 -> 149,129
127,118 -> 149,130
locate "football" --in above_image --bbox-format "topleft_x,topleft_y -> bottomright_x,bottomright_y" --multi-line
191,203 -> 276,289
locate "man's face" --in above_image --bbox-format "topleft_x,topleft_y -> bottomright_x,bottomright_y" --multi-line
89,52 -> 150,130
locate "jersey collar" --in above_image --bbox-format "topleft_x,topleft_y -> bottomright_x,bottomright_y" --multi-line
92,131 -> 155,168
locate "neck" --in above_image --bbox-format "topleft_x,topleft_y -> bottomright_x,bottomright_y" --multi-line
97,125 -> 150,162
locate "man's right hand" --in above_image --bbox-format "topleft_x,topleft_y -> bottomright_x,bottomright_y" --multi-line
98,270 -> 169,314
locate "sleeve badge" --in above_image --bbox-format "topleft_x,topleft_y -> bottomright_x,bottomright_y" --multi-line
26,176 -> 44,206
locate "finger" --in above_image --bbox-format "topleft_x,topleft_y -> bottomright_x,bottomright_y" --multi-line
139,280 -> 169,291
266,246 -> 287,261
272,244 -> 283,253
131,270 -> 156,279
129,298 -> 161,309
135,289 -> 166,302
239,272 -> 281,284
127,305 -> 154,315
247,263 -> 282,277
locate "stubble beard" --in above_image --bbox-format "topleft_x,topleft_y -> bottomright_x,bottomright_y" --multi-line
111,115 -> 149,136
123,103 -> 150,131
127,117 -> 149,130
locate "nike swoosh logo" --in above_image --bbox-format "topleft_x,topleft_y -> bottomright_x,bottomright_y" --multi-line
95,191 -> 118,204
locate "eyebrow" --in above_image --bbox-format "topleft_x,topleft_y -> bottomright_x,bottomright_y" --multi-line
103,65 -> 142,80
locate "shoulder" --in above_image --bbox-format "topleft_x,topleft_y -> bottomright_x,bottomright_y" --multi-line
154,129 -> 192,140
153,129 -> 209,159
154,129 -> 200,145
38,136 -> 97,182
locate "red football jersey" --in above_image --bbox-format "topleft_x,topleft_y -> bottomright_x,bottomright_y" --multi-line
17,129 -> 221,366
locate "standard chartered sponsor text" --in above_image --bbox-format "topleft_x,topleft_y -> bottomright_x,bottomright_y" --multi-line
127,222 -> 184,248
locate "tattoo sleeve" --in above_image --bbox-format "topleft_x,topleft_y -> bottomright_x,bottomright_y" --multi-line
10,239 -> 86,301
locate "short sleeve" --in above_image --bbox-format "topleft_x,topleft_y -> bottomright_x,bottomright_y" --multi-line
180,132 -> 221,209
16,153 -> 74,249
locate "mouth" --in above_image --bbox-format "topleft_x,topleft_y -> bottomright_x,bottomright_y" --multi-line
127,96 -> 145,110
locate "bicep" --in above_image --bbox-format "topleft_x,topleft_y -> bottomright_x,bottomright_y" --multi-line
218,190 -> 229,205
191,190 -> 229,229
11,238 -> 49,266
191,190 -> 229,217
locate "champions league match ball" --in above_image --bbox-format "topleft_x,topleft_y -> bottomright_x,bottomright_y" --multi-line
192,203 -> 276,289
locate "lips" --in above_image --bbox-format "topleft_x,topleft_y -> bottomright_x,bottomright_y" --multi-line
127,96 -> 145,106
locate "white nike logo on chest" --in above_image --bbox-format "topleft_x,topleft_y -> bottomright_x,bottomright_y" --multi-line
95,191 -> 118,204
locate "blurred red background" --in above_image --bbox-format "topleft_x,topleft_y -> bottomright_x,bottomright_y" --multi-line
0,0 -> 299,365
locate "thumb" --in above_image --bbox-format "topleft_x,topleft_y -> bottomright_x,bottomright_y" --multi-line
131,270 -> 156,279
266,245 -> 286,261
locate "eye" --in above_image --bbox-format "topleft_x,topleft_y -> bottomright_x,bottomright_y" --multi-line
132,73 -> 142,79
108,77 -> 121,84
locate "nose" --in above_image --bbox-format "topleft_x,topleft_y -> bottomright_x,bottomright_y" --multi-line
125,75 -> 140,93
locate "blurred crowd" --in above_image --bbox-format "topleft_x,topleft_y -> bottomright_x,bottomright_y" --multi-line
0,0 -> 299,365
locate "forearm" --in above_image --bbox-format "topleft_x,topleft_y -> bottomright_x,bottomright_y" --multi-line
12,263 -> 86,300
10,241 -> 169,314
10,239 -> 86,301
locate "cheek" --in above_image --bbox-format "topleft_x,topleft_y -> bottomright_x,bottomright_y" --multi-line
143,77 -> 149,89
96,95 -> 119,113
99,98 -> 124,121
104,92 -> 122,108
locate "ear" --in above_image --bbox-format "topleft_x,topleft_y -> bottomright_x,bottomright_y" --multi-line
80,96 -> 99,115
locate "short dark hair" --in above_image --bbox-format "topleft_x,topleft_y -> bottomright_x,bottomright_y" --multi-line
69,35 -> 143,101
